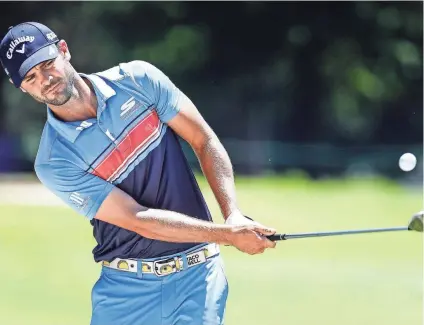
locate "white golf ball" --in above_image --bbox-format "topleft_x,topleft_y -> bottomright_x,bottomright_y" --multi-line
399,153 -> 417,172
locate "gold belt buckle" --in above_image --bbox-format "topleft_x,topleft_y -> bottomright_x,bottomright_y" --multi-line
153,257 -> 176,277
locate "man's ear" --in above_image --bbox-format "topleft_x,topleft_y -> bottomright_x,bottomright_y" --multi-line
57,39 -> 71,61
8,79 -> 24,91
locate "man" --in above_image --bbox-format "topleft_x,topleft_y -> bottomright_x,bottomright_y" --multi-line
0,22 -> 277,325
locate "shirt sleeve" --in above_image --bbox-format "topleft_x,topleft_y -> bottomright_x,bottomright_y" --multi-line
129,60 -> 184,123
34,161 -> 115,220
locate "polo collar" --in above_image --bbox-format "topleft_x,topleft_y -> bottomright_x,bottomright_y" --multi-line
46,73 -> 116,143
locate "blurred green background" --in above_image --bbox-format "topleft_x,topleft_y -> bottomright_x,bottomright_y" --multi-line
0,2 -> 422,178
0,2 -> 422,325
0,175 -> 422,325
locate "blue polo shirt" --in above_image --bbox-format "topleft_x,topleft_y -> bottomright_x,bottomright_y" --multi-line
34,60 -> 212,262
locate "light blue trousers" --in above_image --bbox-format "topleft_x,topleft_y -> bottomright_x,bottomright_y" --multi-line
90,244 -> 229,325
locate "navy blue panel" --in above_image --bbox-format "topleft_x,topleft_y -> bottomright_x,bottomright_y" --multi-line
90,128 -> 212,262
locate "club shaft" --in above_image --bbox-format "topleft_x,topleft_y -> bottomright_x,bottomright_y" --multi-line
268,226 -> 409,241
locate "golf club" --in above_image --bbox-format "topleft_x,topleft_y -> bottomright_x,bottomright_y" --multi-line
266,210 -> 423,241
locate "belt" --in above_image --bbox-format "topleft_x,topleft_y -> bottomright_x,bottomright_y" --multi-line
101,243 -> 220,277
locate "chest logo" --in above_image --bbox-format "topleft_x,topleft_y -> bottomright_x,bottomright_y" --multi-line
120,97 -> 137,119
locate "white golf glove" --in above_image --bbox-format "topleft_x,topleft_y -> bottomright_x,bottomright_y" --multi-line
225,210 -> 257,226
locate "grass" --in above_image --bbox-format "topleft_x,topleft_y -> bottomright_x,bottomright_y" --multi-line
0,175 -> 422,325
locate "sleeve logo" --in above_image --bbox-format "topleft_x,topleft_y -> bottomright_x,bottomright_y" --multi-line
69,192 -> 89,209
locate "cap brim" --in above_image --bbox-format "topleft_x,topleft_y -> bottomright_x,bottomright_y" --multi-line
15,44 -> 59,87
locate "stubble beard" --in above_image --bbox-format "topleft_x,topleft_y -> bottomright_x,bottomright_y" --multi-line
35,68 -> 76,106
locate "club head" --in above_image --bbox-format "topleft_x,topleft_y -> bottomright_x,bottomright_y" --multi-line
408,211 -> 423,232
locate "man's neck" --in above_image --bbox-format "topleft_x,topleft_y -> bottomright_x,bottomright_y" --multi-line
48,75 -> 98,122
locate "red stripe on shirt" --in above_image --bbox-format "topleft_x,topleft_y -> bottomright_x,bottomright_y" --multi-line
93,111 -> 160,181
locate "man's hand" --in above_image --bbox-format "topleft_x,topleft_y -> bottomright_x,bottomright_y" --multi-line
227,224 -> 277,255
225,209 -> 277,254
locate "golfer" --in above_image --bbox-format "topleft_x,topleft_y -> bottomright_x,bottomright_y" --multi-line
0,22 -> 277,325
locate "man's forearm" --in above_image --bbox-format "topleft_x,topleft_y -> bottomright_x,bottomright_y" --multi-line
134,208 -> 234,244
195,135 -> 238,219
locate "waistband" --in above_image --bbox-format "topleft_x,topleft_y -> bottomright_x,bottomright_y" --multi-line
101,243 -> 220,277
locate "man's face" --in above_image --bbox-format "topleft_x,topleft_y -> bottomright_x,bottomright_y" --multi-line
19,47 -> 76,106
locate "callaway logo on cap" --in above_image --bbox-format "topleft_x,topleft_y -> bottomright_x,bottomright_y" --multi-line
0,22 -> 59,87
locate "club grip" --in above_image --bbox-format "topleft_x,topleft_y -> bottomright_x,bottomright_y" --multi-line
266,234 -> 285,241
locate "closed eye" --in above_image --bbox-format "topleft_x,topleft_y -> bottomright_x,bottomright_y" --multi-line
43,60 -> 54,68
24,74 -> 35,83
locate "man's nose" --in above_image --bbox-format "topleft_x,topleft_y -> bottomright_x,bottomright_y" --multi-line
41,73 -> 53,87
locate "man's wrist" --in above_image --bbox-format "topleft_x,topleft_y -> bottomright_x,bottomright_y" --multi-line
222,203 -> 239,220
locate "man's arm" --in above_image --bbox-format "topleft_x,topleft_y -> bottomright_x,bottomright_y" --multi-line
35,161 -> 276,255
95,186 -> 275,255
127,60 -> 270,226
167,95 -> 238,220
